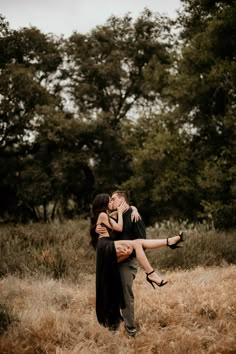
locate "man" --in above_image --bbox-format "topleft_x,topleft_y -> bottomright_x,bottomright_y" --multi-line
109,190 -> 146,337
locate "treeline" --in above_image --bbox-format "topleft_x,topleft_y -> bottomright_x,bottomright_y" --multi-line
0,1 -> 235,228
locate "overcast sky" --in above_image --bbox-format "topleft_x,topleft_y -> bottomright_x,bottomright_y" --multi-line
1,0 -> 181,37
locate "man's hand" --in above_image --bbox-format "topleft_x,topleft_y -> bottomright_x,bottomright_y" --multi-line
131,206 -> 141,222
116,244 -> 133,257
95,224 -> 107,236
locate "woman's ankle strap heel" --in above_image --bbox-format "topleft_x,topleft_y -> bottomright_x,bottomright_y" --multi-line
167,231 -> 184,249
146,270 -> 168,289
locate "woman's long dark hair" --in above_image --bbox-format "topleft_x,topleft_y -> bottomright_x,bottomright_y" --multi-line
90,194 -> 110,249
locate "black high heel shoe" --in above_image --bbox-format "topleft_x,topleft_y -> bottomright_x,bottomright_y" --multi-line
167,231 -> 184,249
146,270 -> 168,289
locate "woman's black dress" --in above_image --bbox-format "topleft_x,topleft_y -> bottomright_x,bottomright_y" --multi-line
96,236 -> 125,330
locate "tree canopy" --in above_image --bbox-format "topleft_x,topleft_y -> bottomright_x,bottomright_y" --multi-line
0,2 -> 235,228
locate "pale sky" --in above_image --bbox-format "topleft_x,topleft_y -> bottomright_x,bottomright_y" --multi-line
1,0 -> 181,37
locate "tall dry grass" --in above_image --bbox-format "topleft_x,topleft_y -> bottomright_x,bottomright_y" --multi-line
0,220 -> 235,280
0,220 -> 235,353
0,220 -> 96,281
0,265 -> 236,353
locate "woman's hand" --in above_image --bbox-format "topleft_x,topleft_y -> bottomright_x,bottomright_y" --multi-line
117,201 -> 129,214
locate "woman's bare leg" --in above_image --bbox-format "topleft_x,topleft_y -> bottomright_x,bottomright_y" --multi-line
139,234 -> 182,249
115,239 -> 164,285
135,234 -> 183,284
115,234 -> 182,285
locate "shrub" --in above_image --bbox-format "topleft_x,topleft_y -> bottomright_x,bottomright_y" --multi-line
0,219 -> 235,281
0,219 -> 95,282
145,220 -> 236,270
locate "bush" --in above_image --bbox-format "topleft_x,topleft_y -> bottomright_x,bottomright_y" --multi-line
0,219 -> 235,281
145,220 -> 236,270
0,219 -> 95,282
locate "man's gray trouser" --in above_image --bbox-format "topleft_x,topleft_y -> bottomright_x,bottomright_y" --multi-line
119,257 -> 138,333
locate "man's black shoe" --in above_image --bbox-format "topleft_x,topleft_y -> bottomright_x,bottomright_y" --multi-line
125,326 -> 137,337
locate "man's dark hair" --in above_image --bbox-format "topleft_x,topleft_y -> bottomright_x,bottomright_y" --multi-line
112,190 -> 130,203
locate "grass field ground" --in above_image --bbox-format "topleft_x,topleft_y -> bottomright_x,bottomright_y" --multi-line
0,265 -> 235,353
0,221 -> 235,353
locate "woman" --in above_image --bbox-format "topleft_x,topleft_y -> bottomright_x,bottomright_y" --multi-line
90,193 -> 183,330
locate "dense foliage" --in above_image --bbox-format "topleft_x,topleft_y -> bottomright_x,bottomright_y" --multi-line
0,1 -> 235,228
0,221 -> 235,280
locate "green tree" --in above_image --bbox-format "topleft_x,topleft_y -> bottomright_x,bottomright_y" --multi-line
171,0 -> 236,227
120,1 -> 236,228
0,19 -> 63,220
65,9 -> 174,192
120,113 -> 198,224
26,107 -> 95,220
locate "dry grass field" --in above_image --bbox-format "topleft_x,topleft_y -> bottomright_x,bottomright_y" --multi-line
0,265 -> 235,354
0,221 -> 235,353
